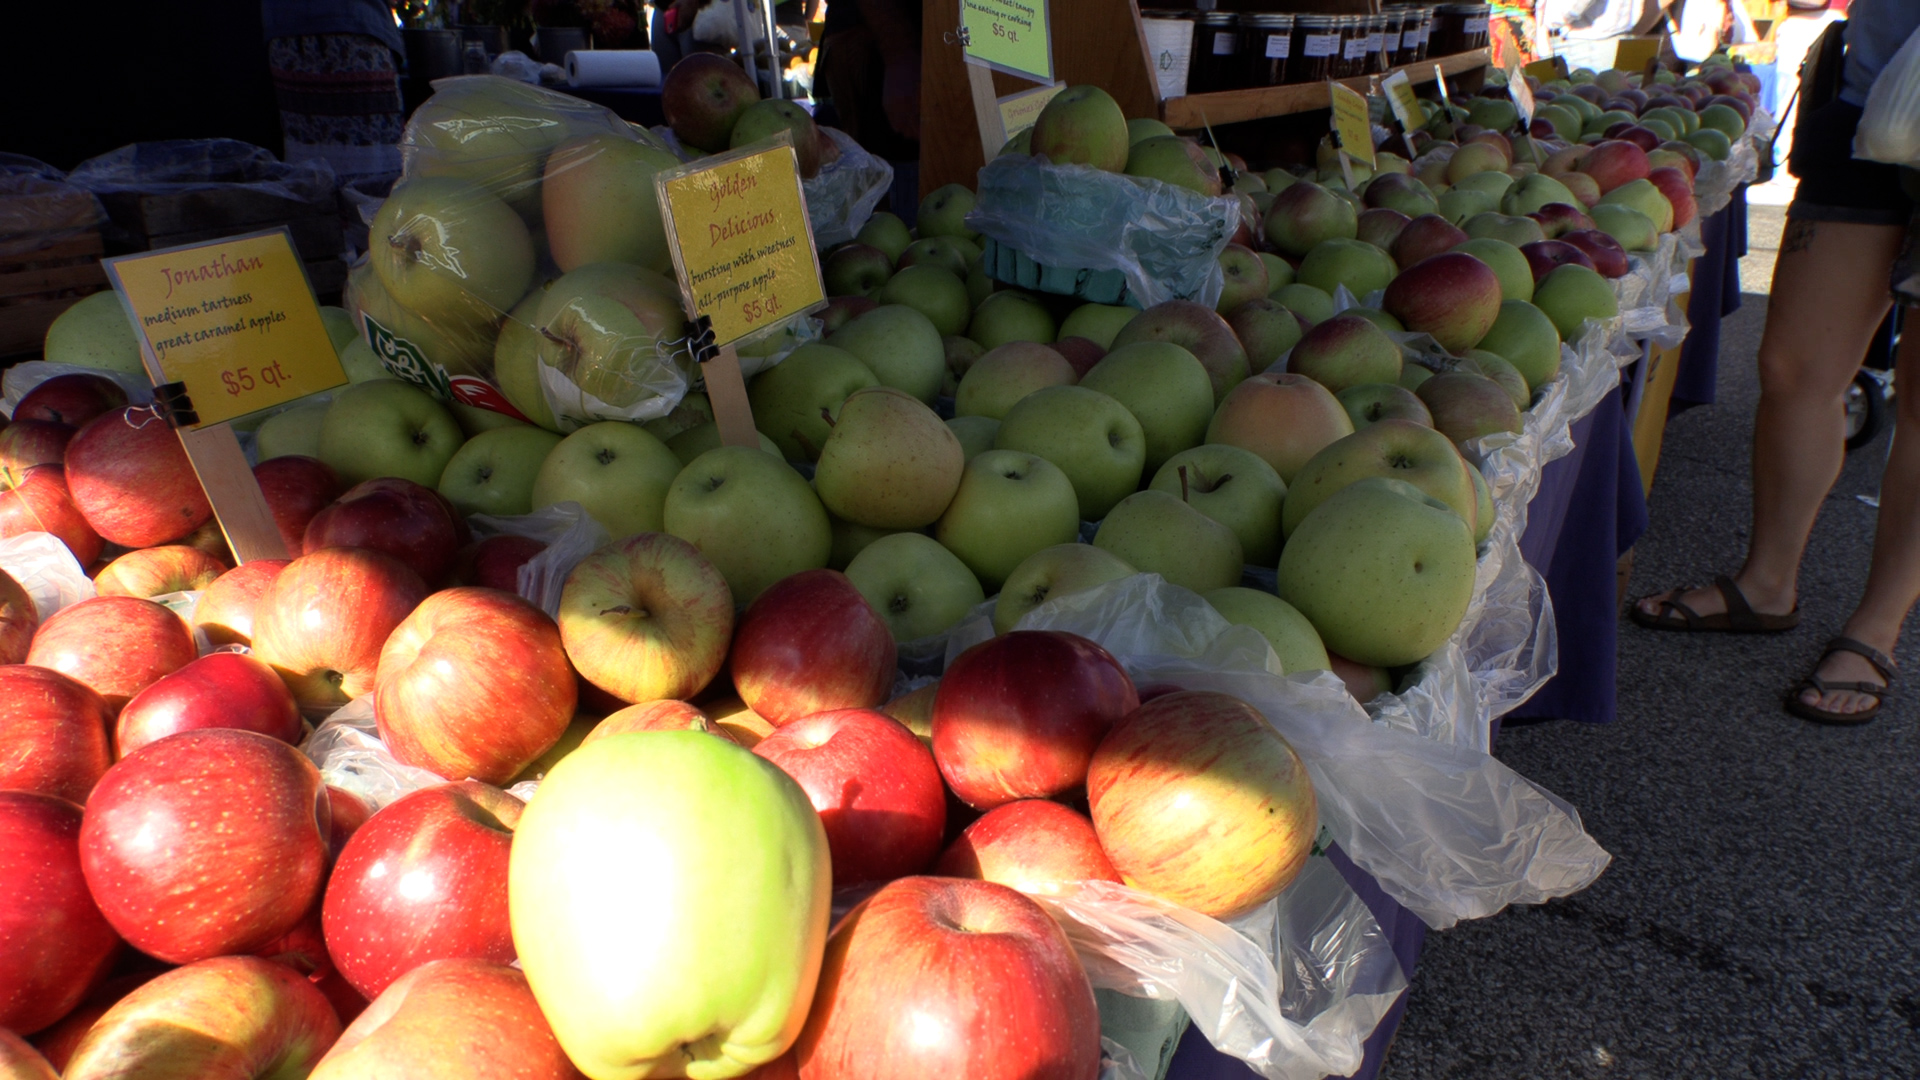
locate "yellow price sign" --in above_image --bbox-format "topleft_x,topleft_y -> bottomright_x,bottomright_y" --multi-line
1505,63 -> 1536,127
999,83 -> 1065,140
655,134 -> 827,350
1613,36 -> 1662,72
1525,56 -> 1570,82
961,0 -> 1053,83
1328,82 -> 1376,170
103,229 -> 346,429
1381,70 -> 1423,133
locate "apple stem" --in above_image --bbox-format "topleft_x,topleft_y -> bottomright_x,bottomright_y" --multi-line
1179,466 -> 1189,503
819,407 -> 836,428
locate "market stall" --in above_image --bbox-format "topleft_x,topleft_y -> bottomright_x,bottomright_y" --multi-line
0,26 -> 1770,1080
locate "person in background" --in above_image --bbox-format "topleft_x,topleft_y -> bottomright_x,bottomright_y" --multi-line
814,0 -> 920,224
261,0 -> 406,181
1631,1 -> 1920,725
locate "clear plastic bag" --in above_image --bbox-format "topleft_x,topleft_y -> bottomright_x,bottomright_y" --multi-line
0,531 -> 95,620
300,696 -> 448,810
804,128 -> 895,248
965,154 -> 1242,310
1856,28 -> 1920,168
66,139 -> 336,203
0,156 -> 106,258
468,501 -> 611,618
2,361 -> 156,420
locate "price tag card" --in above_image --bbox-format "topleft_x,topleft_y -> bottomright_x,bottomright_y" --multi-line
1524,56 -> 1569,82
998,83 -> 1065,140
1328,82 -> 1376,169
961,0 -> 1053,83
654,133 -> 827,350
103,229 -> 346,428
1613,36 -> 1661,71
1381,69 -> 1422,133
1505,64 -> 1536,127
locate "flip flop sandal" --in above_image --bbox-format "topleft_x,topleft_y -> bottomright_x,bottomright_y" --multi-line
1627,574 -> 1801,633
1785,636 -> 1898,726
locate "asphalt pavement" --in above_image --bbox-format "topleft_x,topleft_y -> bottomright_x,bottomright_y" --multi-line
1381,205 -> 1920,1080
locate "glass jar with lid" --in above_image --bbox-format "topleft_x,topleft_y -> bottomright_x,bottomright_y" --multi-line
1430,3 -> 1491,57
1289,14 -> 1342,83
1381,9 -> 1408,68
1188,12 -> 1243,93
1239,14 -> 1294,89
1368,13 -> 1394,74
1334,15 -> 1367,78
1402,7 -> 1434,62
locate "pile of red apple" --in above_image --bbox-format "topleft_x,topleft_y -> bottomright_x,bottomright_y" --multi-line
0,363 -> 1320,1077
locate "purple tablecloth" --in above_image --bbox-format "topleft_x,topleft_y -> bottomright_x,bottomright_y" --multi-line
1673,190 -> 1749,411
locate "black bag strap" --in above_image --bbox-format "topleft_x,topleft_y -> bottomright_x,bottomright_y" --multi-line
1798,19 -> 1850,121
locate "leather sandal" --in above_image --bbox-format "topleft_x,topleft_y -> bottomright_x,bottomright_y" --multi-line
1785,637 -> 1898,726
1628,574 -> 1801,633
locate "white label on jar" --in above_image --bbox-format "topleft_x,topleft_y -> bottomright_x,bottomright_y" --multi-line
1266,33 -> 1290,58
1343,36 -> 1369,60
1142,18 -> 1194,98
1213,31 -> 1236,54
1384,31 -> 1403,49
1366,31 -> 1384,52
1304,32 -> 1339,57
1409,23 -> 1429,46
1465,15 -> 1489,33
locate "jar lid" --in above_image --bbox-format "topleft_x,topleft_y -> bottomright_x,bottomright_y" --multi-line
1140,8 -> 1198,17
1243,13 -> 1292,26
1297,13 -> 1340,27
1198,11 -> 1237,25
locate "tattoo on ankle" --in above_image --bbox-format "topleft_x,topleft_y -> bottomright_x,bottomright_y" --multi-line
1782,217 -> 1817,254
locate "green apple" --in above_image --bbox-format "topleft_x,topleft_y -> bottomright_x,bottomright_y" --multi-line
943,335 -> 986,393
369,178 -> 535,326
256,401 -> 330,461
1287,314 -> 1403,394
1466,97 -> 1518,131
1148,443 -> 1287,565
1225,298 -> 1305,369
1684,127 -> 1733,162
1206,373 -> 1354,483
535,263 -> 688,411
492,284 -> 560,431
1416,371 -> 1523,443
666,421 -> 783,465
349,261 -> 499,379
1297,237 -> 1399,301
954,341 -> 1077,420
318,379 -> 464,487
1589,202 -> 1659,252
1257,253 -> 1295,292
1092,490 -> 1243,593
814,387 -> 964,529
407,76 -> 579,210
1281,418 -> 1477,536
1128,117 -> 1175,144
1597,178 -> 1674,233
1203,587 -> 1330,674
1077,341 -> 1214,474
541,133 -> 681,273
1452,170 -> 1516,200
1500,173 -> 1584,216
1057,303 -> 1140,350
531,420 -> 683,537
1445,142 -> 1510,184
1271,283 -> 1336,327
1450,237 -> 1535,303
337,337 -> 389,383
917,184 -> 981,242
1461,349 -> 1531,409
730,99 -> 823,176
1436,187 -> 1501,225
995,385 -> 1145,521
319,305 -> 358,353
1216,244 -> 1270,313
510,731 -> 830,1080
856,212 -> 913,262
1468,456 -> 1493,544
438,425 -> 564,516
1463,212 -> 1547,248
845,532 -> 985,641
1698,102 -> 1747,141
1337,382 -> 1433,430
968,290 -> 1058,350
1028,85 -> 1130,172
1124,135 -> 1222,196
1277,476 -> 1477,667
874,264 -> 972,337
451,401 -> 530,437
826,304 -> 946,403
897,237 -> 978,277
1400,363 -> 1433,390
663,446 -> 832,604
42,291 -> 146,376
934,449 -> 1081,588
827,512 -> 899,570
940,411 -> 998,457
992,543 -> 1136,633
643,393 -> 715,443
747,343 -> 880,461
1532,263 -> 1619,340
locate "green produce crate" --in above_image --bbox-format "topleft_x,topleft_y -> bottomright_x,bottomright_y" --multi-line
979,237 -> 1139,308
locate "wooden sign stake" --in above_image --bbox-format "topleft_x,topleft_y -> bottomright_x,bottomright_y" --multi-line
175,422 -> 290,563
703,347 -> 761,450
968,64 -> 1008,161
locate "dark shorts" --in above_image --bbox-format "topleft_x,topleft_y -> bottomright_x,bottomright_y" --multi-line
1787,99 -> 1916,227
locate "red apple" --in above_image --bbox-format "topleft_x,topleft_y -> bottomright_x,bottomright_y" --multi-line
308,959 -> 583,1080
0,792 -> 121,1036
582,698 -> 721,745
0,420 -> 75,484
557,532 -> 735,705
13,374 -> 128,429
1087,690 -> 1317,920
374,587 -> 576,784
26,595 -> 196,713
326,785 -> 373,858
1391,213 -> 1471,269
65,406 -> 214,547
455,533 -> 547,591
934,799 -> 1120,894
80,728 -> 332,963
1561,229 -> 1631,278
794,876 -> 1101,1080
59,956 -> 343,1080
1520,239 -> 1598,283
1327,652 -> 1393,704
0,566 -> 35,664
0,665 -> 112,803
1646,165 -> 1697,229
1050,336 -> 1107,379
1528,203 -> 1596,240
1382,252 -> 1505,355
0,1028 -> 58,1080
932,630 -> 1138,810
304,477 -> 468,587
1575,139 -> 1651,194
661,51 -> 761,152
0,464 -> 103,566
732,568 -> 897,725
322,782 -> 523,1000
753,708 -> 946,884
193,559 -> 289,647
252,547 -> 429,708
1601,124 -> 1662,152
255,455 -> 344,556
92,544 -> 227,598
115,651 -> 305,757
26,973 -> 157,1072
818,295 -> 880,334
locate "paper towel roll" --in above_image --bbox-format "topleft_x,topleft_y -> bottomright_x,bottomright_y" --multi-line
565,50 -> 663,88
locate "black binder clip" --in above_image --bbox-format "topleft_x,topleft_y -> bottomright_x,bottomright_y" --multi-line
689,315 -> 720,365
153,382 -> 199,428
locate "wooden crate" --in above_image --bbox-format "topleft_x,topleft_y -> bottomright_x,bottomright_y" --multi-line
97,186 -> 342,261
0,231 -> 109,360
